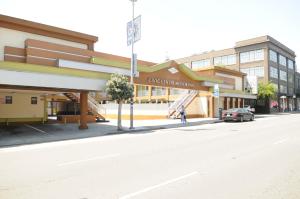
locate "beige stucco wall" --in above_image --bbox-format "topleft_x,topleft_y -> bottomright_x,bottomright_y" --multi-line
199,96 -> 208,116
0,92 -> 44,118
0,27 -> 88,61
186,96 -> 208,117
186,97 -> 200,115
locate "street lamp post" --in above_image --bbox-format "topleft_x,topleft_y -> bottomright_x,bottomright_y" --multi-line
129,0 -> 137,129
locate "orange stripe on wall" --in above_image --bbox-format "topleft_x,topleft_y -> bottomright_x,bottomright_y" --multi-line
26,56 -> 57,66
4,46 -> 26,56
26,39 -> 156,67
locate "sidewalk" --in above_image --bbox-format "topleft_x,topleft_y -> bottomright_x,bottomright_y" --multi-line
0,118 -> 222,148
103,117 -> 222,131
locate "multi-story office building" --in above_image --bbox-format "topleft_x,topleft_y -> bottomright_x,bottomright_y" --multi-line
176,35 -> 299,112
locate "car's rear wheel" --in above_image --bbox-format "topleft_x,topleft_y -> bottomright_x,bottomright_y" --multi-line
250,115 -> 254,121
240,116 -> 244,122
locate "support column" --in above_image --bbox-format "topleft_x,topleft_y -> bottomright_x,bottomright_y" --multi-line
227,98 -> 230,110
232,98 -> 236,108
165,88 -> 170,102
209,96 -> 214,118
235,98 -> 239,108
43,96 -> 48,123
79,91 -> 88,130
50,98 -> 54,116
230,98 -> 233,109
148,86 -> 152,102
224,97 -> 227,110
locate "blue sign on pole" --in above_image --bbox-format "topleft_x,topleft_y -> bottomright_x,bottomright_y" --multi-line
213,84 -> 219,98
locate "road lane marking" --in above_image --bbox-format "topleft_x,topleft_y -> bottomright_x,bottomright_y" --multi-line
273,138 -> 289,145
58,153 -> 120,167
119,171 -> 198,199
24,124 -> 47,134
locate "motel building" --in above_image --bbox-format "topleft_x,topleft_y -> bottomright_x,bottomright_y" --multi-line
0,15 -> 256,129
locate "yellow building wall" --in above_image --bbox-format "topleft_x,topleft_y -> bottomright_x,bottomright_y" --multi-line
0,92 -> 45,121
185,96 -> 208,118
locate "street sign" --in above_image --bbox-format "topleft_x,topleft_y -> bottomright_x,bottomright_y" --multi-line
127,15 -> 141,46
213,84 -> 219,98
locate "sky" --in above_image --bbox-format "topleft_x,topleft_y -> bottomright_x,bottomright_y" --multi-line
1,0 -> 300,67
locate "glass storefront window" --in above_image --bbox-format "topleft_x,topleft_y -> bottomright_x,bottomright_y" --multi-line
137,85 -> 149,97
270,100 -> 279,112
151,86 -> 166,96
170,88 -> 187,95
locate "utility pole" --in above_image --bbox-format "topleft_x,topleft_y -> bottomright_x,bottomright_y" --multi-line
129,0 -> 137,129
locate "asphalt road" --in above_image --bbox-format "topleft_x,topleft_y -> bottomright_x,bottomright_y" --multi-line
0,114 -> 300,199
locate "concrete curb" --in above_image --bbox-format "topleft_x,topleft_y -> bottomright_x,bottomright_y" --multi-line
119,119 -> 223,134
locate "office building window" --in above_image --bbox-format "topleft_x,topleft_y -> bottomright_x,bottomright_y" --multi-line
31,97 -> 38,105
279,70 -> 287,81
191,59 -> 210,70
280,85 -> 287,93
214,54 -> 236,66
5,96 -> 12,104
288,59 -> 294,70
288,87 -> 294,95
279,55 -> 287,66
269,50 -> 277,63
270,66 -> 278,79
288,72 -> 294,84
240,49 -> 264,63
240,66 -> 264,77
137,85 -> 149,97
151,87 -> 166,96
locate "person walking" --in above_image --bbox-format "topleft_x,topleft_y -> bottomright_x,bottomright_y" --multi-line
180,105 -> 187,124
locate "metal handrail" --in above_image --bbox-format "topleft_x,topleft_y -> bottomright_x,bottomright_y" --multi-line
74,93 -> 106,116
168,90 -> 198,118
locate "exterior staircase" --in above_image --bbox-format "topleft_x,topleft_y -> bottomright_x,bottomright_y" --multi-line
63,93 -> 106,120
168,90 -> 198,119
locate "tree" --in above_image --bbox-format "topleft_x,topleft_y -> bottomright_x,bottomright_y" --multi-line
106,74 -> 133,130
257,82 -> 277,100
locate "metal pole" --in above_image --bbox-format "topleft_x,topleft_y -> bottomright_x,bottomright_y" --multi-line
218,96 -> 220,119
129,0 -> 135,129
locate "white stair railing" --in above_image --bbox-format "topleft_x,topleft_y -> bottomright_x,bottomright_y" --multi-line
74,93 -> 106,116
168,90 -> 198,118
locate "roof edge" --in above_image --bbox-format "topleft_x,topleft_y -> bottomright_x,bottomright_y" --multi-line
0,14 -> 98,43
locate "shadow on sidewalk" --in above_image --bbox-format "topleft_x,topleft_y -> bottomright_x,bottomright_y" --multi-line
0,119 -> 221,148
